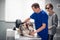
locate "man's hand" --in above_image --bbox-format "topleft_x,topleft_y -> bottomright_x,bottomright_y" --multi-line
23,18 -> 30,23
48,26 -> 52,30
30,31 -> 36,36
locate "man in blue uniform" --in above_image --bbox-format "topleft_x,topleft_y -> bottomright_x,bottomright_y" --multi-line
23,3 -> 48,40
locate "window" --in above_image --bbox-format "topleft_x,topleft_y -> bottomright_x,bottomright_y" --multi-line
5,0 -> 45,22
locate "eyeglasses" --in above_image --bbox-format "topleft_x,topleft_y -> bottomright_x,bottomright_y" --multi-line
45,8 -> 50,9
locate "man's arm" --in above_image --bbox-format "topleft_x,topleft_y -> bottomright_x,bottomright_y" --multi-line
36,23 -> 46,33
30,13 -> 48,35
23,18 -> 30,23
36,13 -> 48,33
30,23 -> 46,35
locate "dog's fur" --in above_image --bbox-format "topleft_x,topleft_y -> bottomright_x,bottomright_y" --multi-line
18,22 -> 34,37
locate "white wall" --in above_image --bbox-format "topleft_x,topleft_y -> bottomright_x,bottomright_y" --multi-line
5,0 -> 45,22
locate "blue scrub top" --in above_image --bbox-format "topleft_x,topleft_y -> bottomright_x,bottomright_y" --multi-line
30,10 -> 48,38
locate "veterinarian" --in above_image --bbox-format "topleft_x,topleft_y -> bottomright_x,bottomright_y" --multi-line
23,3 -> 48,40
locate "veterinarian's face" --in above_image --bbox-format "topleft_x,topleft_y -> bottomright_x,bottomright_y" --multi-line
32,7 -> 40,13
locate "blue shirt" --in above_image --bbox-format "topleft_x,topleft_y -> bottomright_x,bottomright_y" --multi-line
30,10 -> 48,38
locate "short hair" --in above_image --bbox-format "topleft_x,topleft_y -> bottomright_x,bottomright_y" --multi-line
45,3 -> 53,10
31,3 -> 40,9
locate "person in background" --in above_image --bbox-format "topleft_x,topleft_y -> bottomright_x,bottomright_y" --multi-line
45,3 -> 58,40
23,3 -> 48,40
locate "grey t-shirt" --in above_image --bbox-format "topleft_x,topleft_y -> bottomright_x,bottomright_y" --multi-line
48,13 -> 55,35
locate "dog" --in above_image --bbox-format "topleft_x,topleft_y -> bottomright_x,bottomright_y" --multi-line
18,22 -> 34,37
